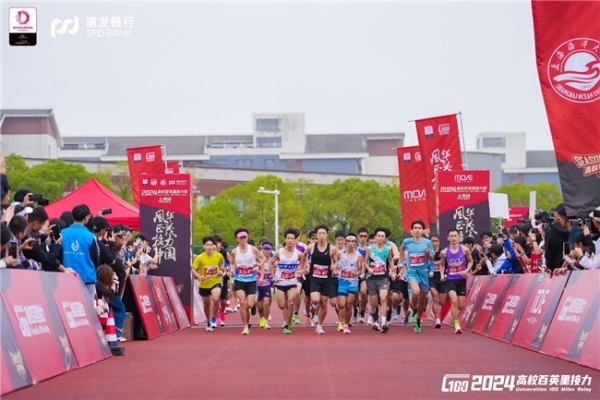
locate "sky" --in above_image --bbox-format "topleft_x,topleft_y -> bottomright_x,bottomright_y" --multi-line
2,0 -> 553,150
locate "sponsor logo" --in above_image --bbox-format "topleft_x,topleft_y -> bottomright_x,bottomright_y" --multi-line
151,179 -> 158,185
548,38 -> 600,103
15,10 -> 30,25
142,179 -> 148,185
160,179 -> 167,186
572,153 -> 600,178
402,189 -> 425,202
454,174 -> 473,183
424,125 -> 434,138
145,152 -> 156,162
71,240 -> 80,252
133,153 -> 142,163
403,152 -> 411,162
51,16 -> 79,38
442,374 -> 593,393
530,289 -> 549,315
438,123 -> 451,135
415,151 -> 422,162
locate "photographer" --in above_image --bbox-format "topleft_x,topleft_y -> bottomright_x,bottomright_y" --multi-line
528,225 -> 546,271
481,244 -> 507,274
461,237 -> 482,275
495,235 -> 522,274
1,224 -> 16,269
22,207 -> 67,272
7,216 -> 35,269
543,205 -> 570,271
133,234 -> 158,275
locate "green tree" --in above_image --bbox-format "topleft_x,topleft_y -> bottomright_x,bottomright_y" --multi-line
108,161 -> 133,203
494,181 -> 563,212
194,197 -> 243,244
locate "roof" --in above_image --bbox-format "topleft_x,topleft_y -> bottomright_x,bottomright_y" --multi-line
526,150 -> 557,168
305,133 -> 404,154
0,108 -> 62,146
64,136 -> 207,156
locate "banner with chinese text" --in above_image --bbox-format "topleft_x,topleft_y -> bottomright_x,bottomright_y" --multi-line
126,145 -> 164,208
165,161 -> 180,174
127,275 -> 165,340
415,114 -> 463,233
504,206 -> 530,228
139,173 -> 192,307
397,146 -> 430,235
532,1 -> 600,216
437,170 -> 490,248
149,277 -> 179,334
162,277 -> 191,330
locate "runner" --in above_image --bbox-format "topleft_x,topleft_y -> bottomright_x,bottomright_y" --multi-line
428,234 -> 447,329
300,230 -> 317,326
383,228 -> 400,323
332,231 -> 346,332
191,236 -> 226,332
214,235 -> 231,325
355,227 -> 369,323
301,225 -> 339,334
400,220 -> 435,334
440,229 -> 473,334
230,228 -> 266,335
364,227 -> 392,333
336,233 -> 364,334
292,238 -> 307,326
270,228 -> 303,334
257,241 -> 273,330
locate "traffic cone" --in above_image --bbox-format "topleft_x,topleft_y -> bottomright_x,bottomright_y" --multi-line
105,311 -> 125,356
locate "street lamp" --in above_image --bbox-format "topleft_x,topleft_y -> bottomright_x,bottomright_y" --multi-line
257,186 -> 280,249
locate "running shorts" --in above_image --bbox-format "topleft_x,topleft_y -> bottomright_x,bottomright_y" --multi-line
338,279 -> 359,296
406,268 -> 429,297
199,283 -> 222,298
445,278 -> 467,297
233,280 -> 257,297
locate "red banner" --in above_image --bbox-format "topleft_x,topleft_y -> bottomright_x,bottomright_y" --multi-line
1,297 -> 33,395
163,277 -> 190,330
541,270 -> 600,370
445,275 -> 489,328
126,145 -> 164,208
469,275 -> 513,336
415,114 -> 463,232
149,277 -> 179,334
532,1 -> 600,216
43,273 -> 111,367
511,272 -> 569,351
128,275 -> 165,340
139,174 -> 193,307
504,206 -> 530,227
397,146 -> 429,234
165,161 -> 180,174
437,170 -> 490,247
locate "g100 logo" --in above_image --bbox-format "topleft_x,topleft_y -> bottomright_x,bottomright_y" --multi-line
442,375 -> 516,392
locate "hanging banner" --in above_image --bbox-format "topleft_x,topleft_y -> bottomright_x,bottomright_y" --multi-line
126,145 -> 164,208
437,170 -> 490,248
415,113 -> 463,232
397,146 -> 429,234
504,206 -> 530,227
541,270 -> 600,370
139,173 -> 193,307
127,275 -> 165,340
532,1 -> 600,216
149,277 -> 179,334
165,161 -> 180,174
162,277 -> 191,330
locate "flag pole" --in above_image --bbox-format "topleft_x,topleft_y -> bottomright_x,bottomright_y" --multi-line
457,112 -> 469,170
161,145 -> 167,172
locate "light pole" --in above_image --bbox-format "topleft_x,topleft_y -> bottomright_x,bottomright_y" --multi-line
257,186 -> 280,249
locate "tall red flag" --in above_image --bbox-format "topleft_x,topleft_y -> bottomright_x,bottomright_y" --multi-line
126,145 -> 164,207
165,161 -> 180,174
415,114 -> 463,232
397,146 -> 429,235
532,1 -> 600,216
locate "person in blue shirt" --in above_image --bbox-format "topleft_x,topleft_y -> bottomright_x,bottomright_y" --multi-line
61,204 -> 99,300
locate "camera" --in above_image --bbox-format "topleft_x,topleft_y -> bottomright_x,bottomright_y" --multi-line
29,194 -> 50,206
8,241 -> 18,258
531,227 -> 539,234
51,225 -> 60,241
101,208 -> 113,215
534,210 -> 554,224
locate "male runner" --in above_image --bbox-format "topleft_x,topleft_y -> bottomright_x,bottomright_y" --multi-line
301,225 -> 339,334
383,228 -> 400,323
257,241 -> 273,329
214,235 -> 231,325
191,236 -> 225,332
270,228 -> 302,334
300,230 -> 317,325
292,238 -> 307,326
355,227 -> 369,323
428,234 -> 447,329
364,227 -> 392,333
230,228 -> 266,335
336,233 -> 364,334
400,220 -> 434,333
440,229 -> 473,334
332,231 -> 346,331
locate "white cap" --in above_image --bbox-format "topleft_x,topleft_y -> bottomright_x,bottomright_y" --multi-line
16,206 -> 33,217
590,206 -> 600,222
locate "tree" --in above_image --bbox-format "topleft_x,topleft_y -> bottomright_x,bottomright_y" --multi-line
494,181 -> 563,212
194,198 -> 243,244
108,161 -> 133,203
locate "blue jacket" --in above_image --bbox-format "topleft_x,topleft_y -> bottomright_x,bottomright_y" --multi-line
61,224 -> 98,284
496,238 -> 520,274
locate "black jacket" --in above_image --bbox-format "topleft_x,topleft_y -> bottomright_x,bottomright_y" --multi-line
544,223 -> 569,271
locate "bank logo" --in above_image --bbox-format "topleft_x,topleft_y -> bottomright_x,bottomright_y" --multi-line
51,16 -> 79,38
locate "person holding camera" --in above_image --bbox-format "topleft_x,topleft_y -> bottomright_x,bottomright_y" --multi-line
6,216 -> 35,269
133,234 -> 158,276
21,207 -> 69,273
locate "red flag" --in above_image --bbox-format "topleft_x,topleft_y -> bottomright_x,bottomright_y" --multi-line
397,146 -> 429,234
165,161 -> 180,174
532,1 -> 600,216
415,114 -> 463,231
126,145 -> 164,207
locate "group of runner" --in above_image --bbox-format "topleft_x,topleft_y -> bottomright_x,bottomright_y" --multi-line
191,220 -> 473,335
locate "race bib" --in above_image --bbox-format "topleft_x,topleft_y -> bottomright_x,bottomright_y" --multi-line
447,264 -> 463,275
409,253 -> 425,267
263,272 -> 271,280
237,264 -> 254,277
372,263 -> 386,275
434,260 -> 441,272
340,270 -> 355,279
313,264 -> 329,278
204,266 -> 217,277
280,270 -> 296,280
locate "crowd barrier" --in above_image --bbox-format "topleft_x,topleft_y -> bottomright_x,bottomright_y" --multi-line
0,270 -> 112,395
442,270 -> 600,370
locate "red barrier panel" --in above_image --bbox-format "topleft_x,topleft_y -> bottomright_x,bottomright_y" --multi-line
511,272 -> 569,351
442,275 -> 489,328
487,273 -> 541,343
42,273 -> 112,367
128,275 -> 165,340
149,277 -> 179,334
541,270 -> 600,370
1,297 -> 34,395
191,280 -> 207,325
470,274 -> 514,336
0,270 -> 76,384
163,277 -> 190,330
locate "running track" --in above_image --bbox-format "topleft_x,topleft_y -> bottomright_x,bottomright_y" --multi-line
5,310 -> 598,399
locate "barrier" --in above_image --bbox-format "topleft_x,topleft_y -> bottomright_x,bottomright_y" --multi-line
127,275 -> 165,340
149,277 -> 179,334
469,274 -> 513,336
163,277 -> 191,330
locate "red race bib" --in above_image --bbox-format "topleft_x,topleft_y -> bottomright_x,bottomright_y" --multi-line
434,260 -> 441,272
237,265 -> 254,277
409,253 -> 425,267
313,264 -> 329,278
204,266 -> 217,277
280,270 -> 296,280
372,263 -> 386,275
340,270 -> 355,279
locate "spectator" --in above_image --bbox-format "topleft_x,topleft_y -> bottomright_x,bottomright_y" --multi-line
61,205 -> 99,300
528,226 -> 546,271
483,243 -> 507,274
7,216 -> 35,269
461,237 -> 481,274
134,234 -> 158,275
556,204 -> 582,250
60,211 -> 75,228
1,224 -> 16,269
544,204 -> 570,271
496,236 -> 522,274
22,207 -> 65,272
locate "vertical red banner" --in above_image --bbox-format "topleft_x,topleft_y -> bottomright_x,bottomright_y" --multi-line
139,174 -> 193,308
126,145 -> 165,208
504,206 -> 530,228
162,277 -> 191,330
437,170 -> 490,247
148,277 -> 179,334
532,1 -> 600,216
128,275 -> 165,340
397,146 -> 429,234
415,114 -> 463,232
165,161 -> 180,174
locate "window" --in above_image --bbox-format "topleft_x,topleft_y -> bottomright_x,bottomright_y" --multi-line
482,137 -> 506,148
257,137 -> 282,148
501,154 -> 506,163
203,196 -> 211,206
256,118 -> 281,132
264,158 -> 275,167
236,159 -> 252,167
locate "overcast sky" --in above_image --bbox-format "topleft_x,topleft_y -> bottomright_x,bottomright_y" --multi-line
2,0 -> 553,150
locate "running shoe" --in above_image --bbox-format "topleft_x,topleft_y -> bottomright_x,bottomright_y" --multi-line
242,327 -> 250,335
381,323 -> 390,334
392,309 -> 399,320
117,336 -> 127,342
352,315 -> 358,324
206,322 -> 213,332
219,310 -> 226,322
403,311 -> 410,326
367,315 -> 374,326
225,306 -> 234,313
305,316 -> 312,326
410,312 -> 418,325
312,314 -> 319,327
435,319 -> 442,329
358,316 -> 365,324
216,317 -> 223,327
293,314 -> 300,326
283,326 -> 291,334
259,317 -> 265,328
414,319 -> 421,334
316,325 -> 325,335
264,321 -> 271,330
337,321 -> 344,332
372,322 -> 381,332
210,318 -> 217,329
455,327 -> 462,334
343,325 -> 351,334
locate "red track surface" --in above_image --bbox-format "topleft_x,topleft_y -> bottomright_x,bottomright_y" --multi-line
6,308 -> 599,399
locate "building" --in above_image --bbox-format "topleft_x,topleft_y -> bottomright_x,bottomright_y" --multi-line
0,109 -> 62,158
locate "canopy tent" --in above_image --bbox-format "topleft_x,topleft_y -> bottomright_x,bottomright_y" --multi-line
45,178 -> 139,231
